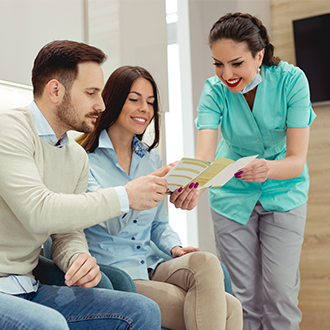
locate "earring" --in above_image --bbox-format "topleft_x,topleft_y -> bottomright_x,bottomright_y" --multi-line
257,67 -> 261,75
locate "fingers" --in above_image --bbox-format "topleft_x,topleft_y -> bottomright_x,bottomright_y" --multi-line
125,175 -> 169,211
171,246 -> 183,258
235,159 -> 270,182
65,253 -> 101,288
171,246 -> 201,258
151,162 -> 177,177
74,271 -> 102,289
169,183 -> 200,210
146,176 -> 168,206
181,246 -> 201,254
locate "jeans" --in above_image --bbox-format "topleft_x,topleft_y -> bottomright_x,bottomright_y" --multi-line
0,284 -> 161,330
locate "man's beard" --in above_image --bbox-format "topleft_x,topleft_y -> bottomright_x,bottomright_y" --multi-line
56,91 -> 98,134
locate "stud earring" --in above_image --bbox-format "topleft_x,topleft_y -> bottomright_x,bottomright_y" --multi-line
257,67 -> 261,75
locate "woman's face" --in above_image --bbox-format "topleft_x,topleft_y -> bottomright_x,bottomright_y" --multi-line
211,39 -> 264,93
112,77 -> 155,137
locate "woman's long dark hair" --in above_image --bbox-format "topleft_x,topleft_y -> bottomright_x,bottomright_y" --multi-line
77,65 -> 160,153
209,12 -> 280,66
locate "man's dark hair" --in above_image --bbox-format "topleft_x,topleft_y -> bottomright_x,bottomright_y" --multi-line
32,40 -> 106,98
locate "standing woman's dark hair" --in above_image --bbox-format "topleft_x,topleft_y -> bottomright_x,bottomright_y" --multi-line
209,12 -> 280,66
78,65 -> 160,153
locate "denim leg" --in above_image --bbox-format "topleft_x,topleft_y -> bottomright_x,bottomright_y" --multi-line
31,284 -> 161,330
0,292 -> 69,330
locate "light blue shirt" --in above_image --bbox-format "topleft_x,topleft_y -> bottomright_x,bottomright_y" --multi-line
196,61 -> 316,224
30,101 -> 70,147
84,130 -> 181,280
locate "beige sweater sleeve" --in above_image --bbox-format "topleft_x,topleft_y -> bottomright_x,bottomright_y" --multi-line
0,110 -> 122,237
50,156 -> 91,272
51,230 -> 90,272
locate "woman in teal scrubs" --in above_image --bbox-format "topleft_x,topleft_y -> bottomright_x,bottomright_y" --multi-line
194,12 -> 316,330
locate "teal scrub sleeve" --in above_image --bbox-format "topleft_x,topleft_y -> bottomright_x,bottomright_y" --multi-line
286,68 -> 316,127
195,77 -> 223,130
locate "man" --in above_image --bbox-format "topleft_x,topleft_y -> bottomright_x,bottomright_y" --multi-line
0,40 -> 166,329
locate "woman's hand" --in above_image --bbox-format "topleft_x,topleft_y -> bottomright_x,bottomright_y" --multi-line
171,246 -> 201,258
235,158 -> 270,182
235,127 -> 310,182
169,184 -> 202,210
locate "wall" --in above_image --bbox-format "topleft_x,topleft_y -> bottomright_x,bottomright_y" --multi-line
87,0 -> 168,113
271,1 -> 330,329
0,0 -> 85,86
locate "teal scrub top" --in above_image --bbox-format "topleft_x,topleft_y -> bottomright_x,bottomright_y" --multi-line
196,61 -> 316,225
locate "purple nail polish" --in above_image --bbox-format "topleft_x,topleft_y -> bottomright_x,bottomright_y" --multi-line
178,187 -> 183,193
194,182 -> 199,188
236,171 -> 243,175
189,183 -> 194,189
235,174 -> 241,179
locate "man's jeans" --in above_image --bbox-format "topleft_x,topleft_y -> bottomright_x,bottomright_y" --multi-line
0,284 -> 161,329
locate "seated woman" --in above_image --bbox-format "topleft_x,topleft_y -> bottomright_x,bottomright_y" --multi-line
77,65 -> 242,330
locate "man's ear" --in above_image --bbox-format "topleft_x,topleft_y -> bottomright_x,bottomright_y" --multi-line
46,79 -> 65,104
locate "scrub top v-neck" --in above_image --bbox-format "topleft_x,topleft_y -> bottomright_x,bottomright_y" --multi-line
196,61 -> 316,224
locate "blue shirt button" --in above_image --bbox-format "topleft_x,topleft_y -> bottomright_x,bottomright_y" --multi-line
137,246 -> 141,249
133,220 -> 137,223
131,237 -> 135,240
141,260 -> 145,264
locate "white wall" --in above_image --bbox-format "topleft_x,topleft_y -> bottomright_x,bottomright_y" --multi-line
87,0 -> 168,113
0,0 -> 85,86
0,80 -> 33,110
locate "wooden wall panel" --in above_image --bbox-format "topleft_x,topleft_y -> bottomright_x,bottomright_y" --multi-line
271,1 -> 330,328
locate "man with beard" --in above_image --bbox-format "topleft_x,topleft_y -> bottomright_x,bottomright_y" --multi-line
0,40 -> 166,329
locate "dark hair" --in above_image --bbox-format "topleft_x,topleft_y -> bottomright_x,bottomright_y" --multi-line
77,65 -> 160,153
32,40 -> 106,98
209,12 -> 280,66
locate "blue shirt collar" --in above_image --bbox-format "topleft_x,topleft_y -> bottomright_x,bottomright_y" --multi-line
98,130 -> 147,158
28,101 -> 69,147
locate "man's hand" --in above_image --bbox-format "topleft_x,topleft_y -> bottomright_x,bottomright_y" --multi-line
65,253 -> 101,288
124,175 -> 168,211
171,246 -> 201,258
150,162 -> 177,177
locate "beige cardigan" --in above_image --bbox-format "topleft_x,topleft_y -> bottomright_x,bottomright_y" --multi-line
0,107 -> 121,277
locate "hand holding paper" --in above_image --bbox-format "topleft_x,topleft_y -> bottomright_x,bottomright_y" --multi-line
165,155 -> 258,193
